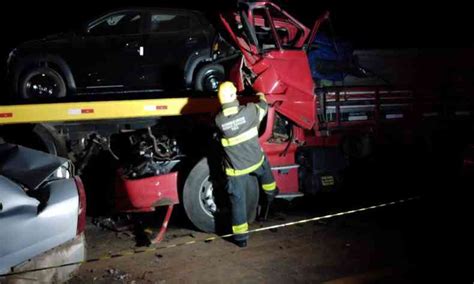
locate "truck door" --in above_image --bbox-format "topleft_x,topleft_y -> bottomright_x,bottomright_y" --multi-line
221,2 -> 320,129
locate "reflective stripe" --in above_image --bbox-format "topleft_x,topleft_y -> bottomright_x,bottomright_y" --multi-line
221,127 -> 259,147
226,155 -> 265,176
232,222 -> 249,234
256,104 -> 266,122
262,181 -> 276,191
223,106 -> 239,116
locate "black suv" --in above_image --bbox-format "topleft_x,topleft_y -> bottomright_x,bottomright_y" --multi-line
7,8 -> 228,99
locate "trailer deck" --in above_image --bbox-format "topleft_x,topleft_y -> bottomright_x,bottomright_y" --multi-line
0,97 -> 221,125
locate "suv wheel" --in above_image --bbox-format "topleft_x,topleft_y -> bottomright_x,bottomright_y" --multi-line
19,67 -> 66,99
194,64 -> 225,92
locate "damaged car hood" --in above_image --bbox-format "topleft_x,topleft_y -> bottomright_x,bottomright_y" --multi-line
0,144 -> 69,190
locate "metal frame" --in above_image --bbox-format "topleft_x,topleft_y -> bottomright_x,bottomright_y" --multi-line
0,97 -> 220,125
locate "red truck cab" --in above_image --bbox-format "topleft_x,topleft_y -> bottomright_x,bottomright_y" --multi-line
220,1 -> 474,197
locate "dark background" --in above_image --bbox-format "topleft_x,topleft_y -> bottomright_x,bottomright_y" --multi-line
1,1 -> 472,53
0,1 -> 471,83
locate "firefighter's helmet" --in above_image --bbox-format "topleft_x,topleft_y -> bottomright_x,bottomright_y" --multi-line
218,81 -> 237,105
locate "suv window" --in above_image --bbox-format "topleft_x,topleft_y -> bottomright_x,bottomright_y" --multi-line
88,12 -> 142,36
150,13 -> 190,33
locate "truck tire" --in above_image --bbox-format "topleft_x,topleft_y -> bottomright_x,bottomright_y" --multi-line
31,124 -> 68,157
19,66 -> 67,99
0,124 -> 67,157
183,158 -> 259,233
194,64 -> 225,92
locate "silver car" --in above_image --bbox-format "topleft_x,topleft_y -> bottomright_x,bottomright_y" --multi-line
0,144 -> 86,282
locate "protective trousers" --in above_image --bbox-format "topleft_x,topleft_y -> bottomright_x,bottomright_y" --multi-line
226,157 -> 277,241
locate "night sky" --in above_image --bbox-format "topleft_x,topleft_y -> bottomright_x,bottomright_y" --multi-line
0,1 -> 472,68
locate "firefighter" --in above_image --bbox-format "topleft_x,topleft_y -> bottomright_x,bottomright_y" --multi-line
215,81 -> 279,247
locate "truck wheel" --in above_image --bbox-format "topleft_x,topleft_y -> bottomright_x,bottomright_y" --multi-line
31,124 -> 68,157
19,67 -> 67,99
194,64 -> 225,92
183,158 -> 259,233
0,124 -> 67,157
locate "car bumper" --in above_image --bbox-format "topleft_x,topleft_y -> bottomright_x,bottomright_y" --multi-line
1,233 -> 86,283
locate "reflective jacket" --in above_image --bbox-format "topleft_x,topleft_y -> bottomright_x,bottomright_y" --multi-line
215,97 -> 268,176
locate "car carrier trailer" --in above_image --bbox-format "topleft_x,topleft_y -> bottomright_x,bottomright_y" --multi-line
1,1 -> 473,236
0,94 -> 303,234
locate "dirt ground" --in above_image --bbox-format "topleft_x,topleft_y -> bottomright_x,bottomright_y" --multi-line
67,146 -> 472,283
67,191 -> 468,284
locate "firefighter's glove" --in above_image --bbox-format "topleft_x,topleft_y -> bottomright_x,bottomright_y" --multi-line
256,92 -> 267,102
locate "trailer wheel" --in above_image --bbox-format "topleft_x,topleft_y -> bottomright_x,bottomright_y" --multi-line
31,124 -> 68,157
0,124 -> 67,157
183,158 -> 258,233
